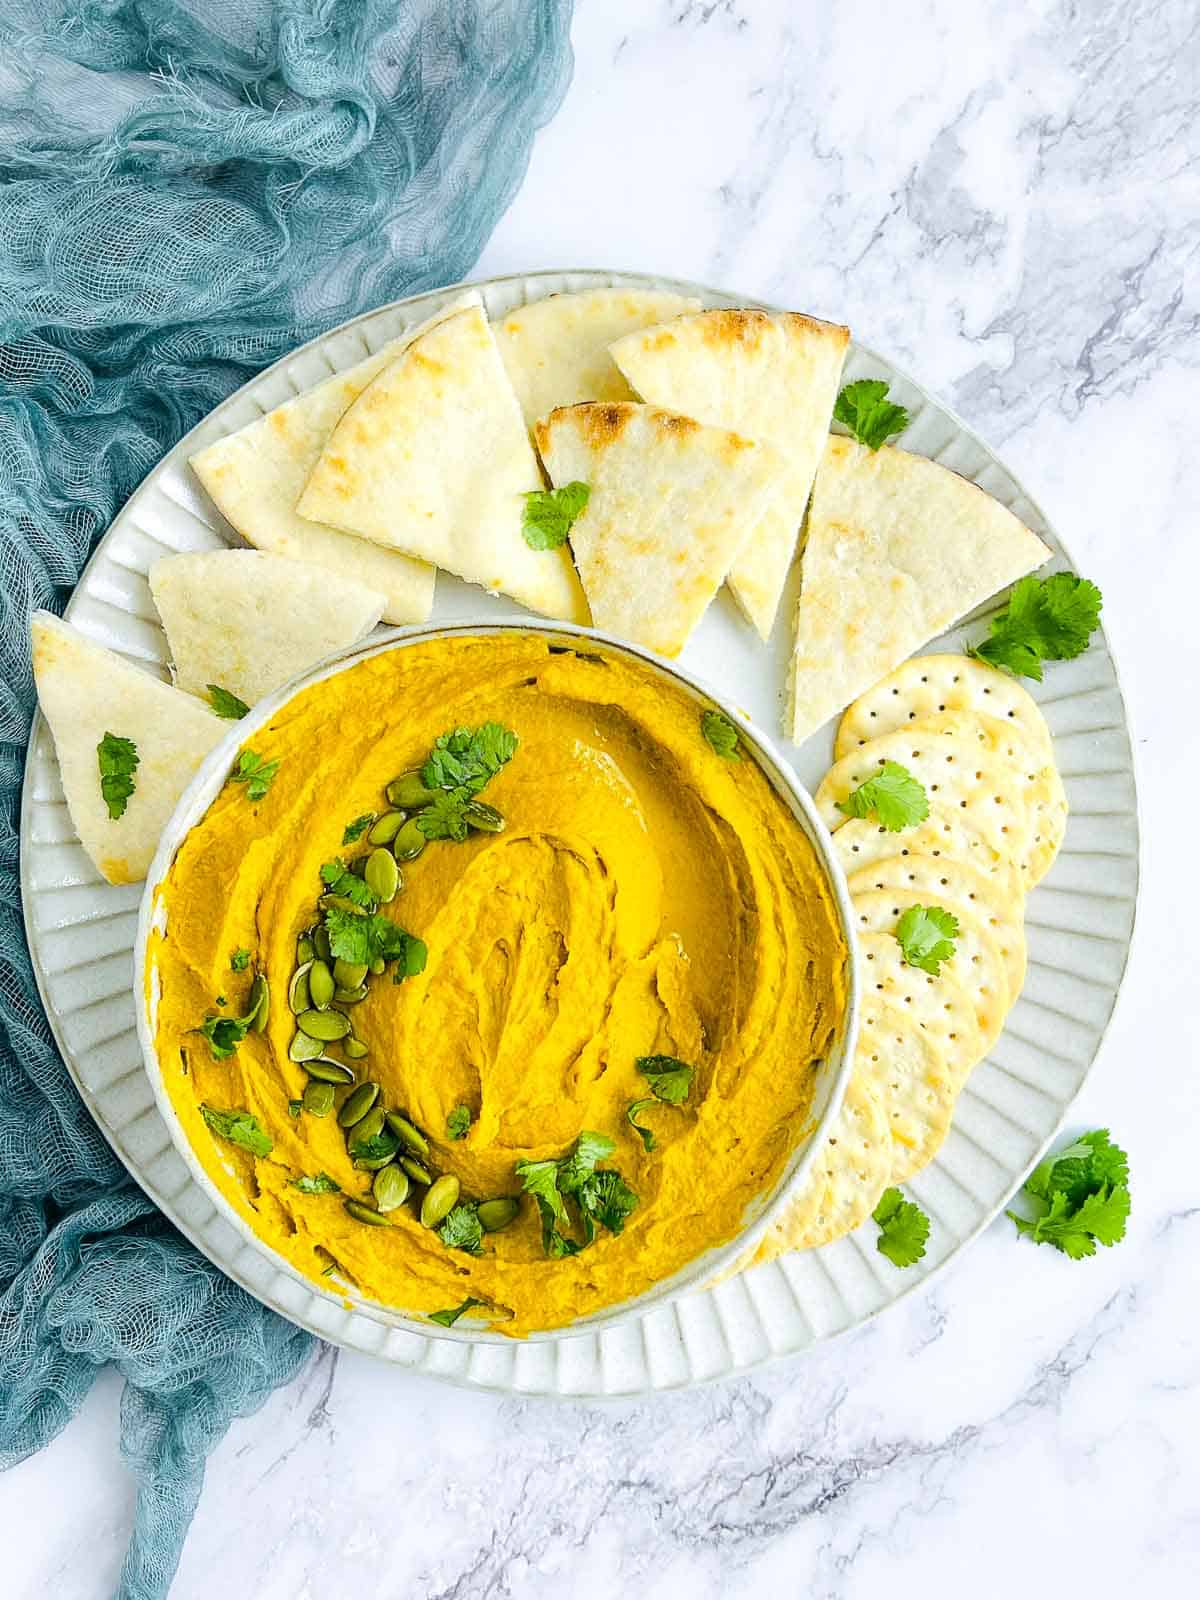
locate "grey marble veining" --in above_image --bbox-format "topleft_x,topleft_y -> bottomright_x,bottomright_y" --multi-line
5,1 -> 1198,1594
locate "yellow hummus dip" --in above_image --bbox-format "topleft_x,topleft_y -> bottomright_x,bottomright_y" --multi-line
149,634 -> 846,1335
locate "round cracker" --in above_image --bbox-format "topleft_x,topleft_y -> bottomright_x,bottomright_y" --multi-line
747,1073 -> 891,1261
834,654 -> 1053,762
857,932 -> 983,1090
854,1002 -> 958,1184
851,888 -> 1009,1052
847,853 -> 1026,999
832,813 -> 1025,904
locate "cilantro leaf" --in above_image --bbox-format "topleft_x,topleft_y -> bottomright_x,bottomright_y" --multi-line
288,1099 -> 302,1118
834,379 -> 910,450
894,904 -> 959,975
516,1132 -> 637,1255
971,574 -> 1103,681
229,948 -> 250,972
446,1105 -> 472,1141
701,709 -> 741,761
199,1012 -> 252,1060
873,1186 -> 930,1267
578,1168 -> 638,1238
390,931 -> 428,983
835,760 -> 930,832
1008,1128 -> 1130,1257
200,1104 -> 273,1158
319,859 -> 377,909
626,1098 -> 659,1153
342,812 -> 376,844
437,1203 -> 485,1255
324,907 -> 424,974
557,1130 -> 616,1196
97,731 -> 139,820
429,1295 -> 486,1328
207,684 -> 250,719
416,789 -> 472,842
421,723 -> 518,796
521,481 -> 590,550
349,1131 -> 400,1163
228,749 -> 280,802
290,1172 -> 340,1194
635,1054 -> 694,1106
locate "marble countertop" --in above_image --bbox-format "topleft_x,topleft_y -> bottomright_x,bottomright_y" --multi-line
6,1 -> 1198,1594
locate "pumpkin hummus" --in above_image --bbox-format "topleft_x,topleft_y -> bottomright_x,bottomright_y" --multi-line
149,633 -> 846,1336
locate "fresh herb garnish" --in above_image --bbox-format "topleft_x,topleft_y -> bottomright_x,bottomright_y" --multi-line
207,683 -> 250,719
319,859 -> 377,909
701,709 -> 740,761
215,995 -> 227,1007
228,749 -> 280,802
446,1105 -> 472,1141
429,1295 -> 486,1328
894,904 -> 959,976
835,760 -> 930,832
416,789 -> 474,842
290,1171 -> 340,1194
873,1187 -> 930,1267
626,1099 -> 659,1153
323,905 -> 425,977
834,379 -> 910,450
626,1055 -> 695,1153
200,1104 -> 273,1158
521,481 -> 590,550
1007,1129 -> 1130,1258
229,948 -> 250,971
437,1203 -> 485,1255
342,812 -> 376,844
199,1012 -> 253,1060
516,1131 -> 639,1255
970,573 -> 1103,682
288,1099 -> 302,1118
97,731 -> 139,821
421,723 -> 518,796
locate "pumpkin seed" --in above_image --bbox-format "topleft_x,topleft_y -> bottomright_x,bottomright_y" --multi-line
386,770 -> 438,810
344,1198 -> 391,1227
385,1112 -> 430,1158
319,893 -> 368,916
338,1081 -> 380,1128
296,932 -> 315,964
288,961 -> 313,1014
246,974 -> 270,1031
308,959 -> 335,1010
334,983 -> 368,1004
478,1197 -> 520,1232
368,955 -> 386,977
355,1105 -> 387,1143
400,1156 -> 432,1185
302,1081 -> 335,1117
464,800 -> 505,833
367,809 -> 407,846
391,818 -> 428,862
364,846 -> 400,903
373,1164 -> 410,1211
297,1008 -> 351,1041
355,1149 -> 399,1172
332,958 -> 368,989
314,925 -> 332,963
288,1029 -> 324,1062
343,1037 -> 370,1060
420,1174 -> 461,1229
303,1057 -> 356,1085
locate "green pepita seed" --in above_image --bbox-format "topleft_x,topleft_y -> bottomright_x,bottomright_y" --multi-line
288,1029 -> 324,1063
420,1174 -> 461,1229
302,1081 -> 335,1117
478,1197 -> 520,1232
333,983 -> 368,1004
400,1156 -> 432,1185
344,1199 -> 391,1227
296,1008 -> 351,1041
373,1164 -> 410,1211
296,932 -> 315,964
367,810 -> 407,846
338,1081 -> 380,1128
314,925 -> 332,963
303,1057 -> 356,1084
246,974 -> 270,1031
354,1106 -> 386,1144
464,799 -> 505,833
319,893 -> 368,917
343,1037 -> 370,1059
368,955 -> 386,977
385,1112 -> 430,1157
308,959 -> 335,1010
288,961 -> 313,1014
391,818 -> 428,862
364,846 -> 400,903
332,958 -> 368,989
386,770 -> 438,810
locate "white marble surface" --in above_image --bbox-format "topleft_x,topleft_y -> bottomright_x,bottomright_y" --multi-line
6,0 -> 1199,1594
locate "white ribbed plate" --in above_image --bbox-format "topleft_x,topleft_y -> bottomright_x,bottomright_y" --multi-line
20,270 -> 1138,1397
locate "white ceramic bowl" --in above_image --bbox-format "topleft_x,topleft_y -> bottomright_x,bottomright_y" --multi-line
135,620 -> 861,1343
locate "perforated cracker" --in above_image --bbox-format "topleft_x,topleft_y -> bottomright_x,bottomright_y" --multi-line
857,931 -> 984,1091
834,654 -> 1053,761
832,814 -> 1025,904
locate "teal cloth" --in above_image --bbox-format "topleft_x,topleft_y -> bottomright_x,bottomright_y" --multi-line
0,3 -> 573,1595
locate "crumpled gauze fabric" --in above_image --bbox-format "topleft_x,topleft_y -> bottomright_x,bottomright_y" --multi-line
0,2 -> 573,1595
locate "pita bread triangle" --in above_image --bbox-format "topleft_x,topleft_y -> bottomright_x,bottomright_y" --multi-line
495,288 -> 701,427
31,611 -> 227,885
611,308 -> 849,640
788,436 -> 1051,742
298,303 -> 588,624
149,549 -> 386,707
188,294 -> 483,626
534,402 -> 785,658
